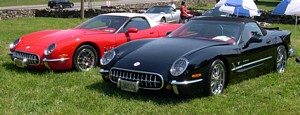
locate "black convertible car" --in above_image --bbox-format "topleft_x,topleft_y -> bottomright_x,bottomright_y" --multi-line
99,17 -> 292,96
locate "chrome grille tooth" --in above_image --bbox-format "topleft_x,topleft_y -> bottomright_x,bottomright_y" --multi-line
154,75 -> 157,88
150,75 -> 153,87
113,70 -> 116,80
140,74 -> 143,86
123,71 -> 126,79
111,70 -> 114,80
145,74 -> 148,87
116,71 -> 119,79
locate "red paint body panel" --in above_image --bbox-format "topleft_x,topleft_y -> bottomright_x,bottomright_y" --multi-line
10,22 -> 181,70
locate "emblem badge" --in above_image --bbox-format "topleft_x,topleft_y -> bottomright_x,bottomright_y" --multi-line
133,62 -> 141,67
26,46 -> 30,49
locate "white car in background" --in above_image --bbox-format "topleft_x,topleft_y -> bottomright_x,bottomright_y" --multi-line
143,6 -> 181,23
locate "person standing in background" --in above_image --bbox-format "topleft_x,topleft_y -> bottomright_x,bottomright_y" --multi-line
169,0 -> 176,9
179,1 -> 187,23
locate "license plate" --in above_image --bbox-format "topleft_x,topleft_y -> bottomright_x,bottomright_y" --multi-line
118,79 -> 139,92
14,59 -> 26,68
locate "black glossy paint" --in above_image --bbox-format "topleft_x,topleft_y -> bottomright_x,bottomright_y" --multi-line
100,17 -> 291,96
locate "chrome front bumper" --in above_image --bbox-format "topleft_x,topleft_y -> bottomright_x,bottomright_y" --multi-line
43,58 -> 69,69
289,47 -> 294,57
170,79 -> 203,95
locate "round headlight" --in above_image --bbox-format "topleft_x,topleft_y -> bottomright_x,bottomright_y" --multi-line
100,50 -> 116,65
170,58 -> 189,76
9,38 -> 21,49
44,43 -> 56,56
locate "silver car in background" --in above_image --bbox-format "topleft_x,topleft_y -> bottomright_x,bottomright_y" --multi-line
143,6 -> 180,23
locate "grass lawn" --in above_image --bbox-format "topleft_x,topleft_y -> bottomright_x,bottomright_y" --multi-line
0,0 -> 103,7
0,17 -> 300,114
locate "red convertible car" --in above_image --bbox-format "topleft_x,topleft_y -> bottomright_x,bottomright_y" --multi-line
9,13 -> 182,71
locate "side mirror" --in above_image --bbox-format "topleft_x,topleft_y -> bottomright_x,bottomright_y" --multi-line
141,10 -> 146,13
125,27 -> 138,36
243,36 -> 262,49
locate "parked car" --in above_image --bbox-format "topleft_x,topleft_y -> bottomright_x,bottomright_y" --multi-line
99,16 -> 292,96
8,13 -> 182,71
143,6 -> 181,23
48,0 -> 74,9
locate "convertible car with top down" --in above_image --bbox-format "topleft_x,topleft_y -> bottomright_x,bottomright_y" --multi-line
8,13 -> 181,71
99,16 -> 292,96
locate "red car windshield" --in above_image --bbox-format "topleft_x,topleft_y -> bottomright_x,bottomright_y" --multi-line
169,20 -> 242,43
76,15 -> 129,33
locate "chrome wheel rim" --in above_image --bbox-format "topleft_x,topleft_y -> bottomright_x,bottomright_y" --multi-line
76,48 -> 96,71
276,46 -> 287,73
210,62 -> 225,95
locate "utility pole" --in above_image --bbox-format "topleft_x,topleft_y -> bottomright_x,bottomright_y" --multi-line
81,0 -> 84,19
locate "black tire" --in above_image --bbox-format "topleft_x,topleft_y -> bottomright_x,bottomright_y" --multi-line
204,59 -> 226,96
160,18 -> 166,23
275,45 -> 287,73
73,45 -> 98,71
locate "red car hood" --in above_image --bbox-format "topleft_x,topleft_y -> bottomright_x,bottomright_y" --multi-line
19,29 -> 110,47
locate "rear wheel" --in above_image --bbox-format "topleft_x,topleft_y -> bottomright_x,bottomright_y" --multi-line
73,45 -> 98,71
275,45 -> 287,73
204,59 -> 226,96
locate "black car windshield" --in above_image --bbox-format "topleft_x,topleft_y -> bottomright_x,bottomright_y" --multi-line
76,15 -> 129,33
146,6 -> 172,14
168,20 -> 242,43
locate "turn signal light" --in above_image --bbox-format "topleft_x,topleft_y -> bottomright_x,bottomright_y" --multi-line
192,73 -> 202,78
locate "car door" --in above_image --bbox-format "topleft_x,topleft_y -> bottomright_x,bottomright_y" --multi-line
114,17 -> 159,46
236,22 -> 274,76
168,7 -> 179,23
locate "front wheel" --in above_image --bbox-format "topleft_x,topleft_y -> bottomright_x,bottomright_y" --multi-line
160,18 -> 166,23
73,45 -> 98,71
204,59 -> 226,96
275,45 -> 287,73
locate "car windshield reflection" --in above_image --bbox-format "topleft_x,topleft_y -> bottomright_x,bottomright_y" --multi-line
168,20 -> 242,43
76,15 -> 129,33
146,6 -> 172,14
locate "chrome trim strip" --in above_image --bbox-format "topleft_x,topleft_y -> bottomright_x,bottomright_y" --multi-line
231,56 -> 272,71
99,69 -> 109,73
110,67 -> 164,90
42,58 -> 69,69
170,79 -> 203,95
170,79 -> 203,85
289,47 -> 294,57
42,58 -> 69,62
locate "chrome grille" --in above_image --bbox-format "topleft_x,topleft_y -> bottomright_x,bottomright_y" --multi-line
13,51 -> 40,65
110,68 -> 164,90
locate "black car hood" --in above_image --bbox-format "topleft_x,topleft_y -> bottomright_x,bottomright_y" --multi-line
122,38 -> 229,64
